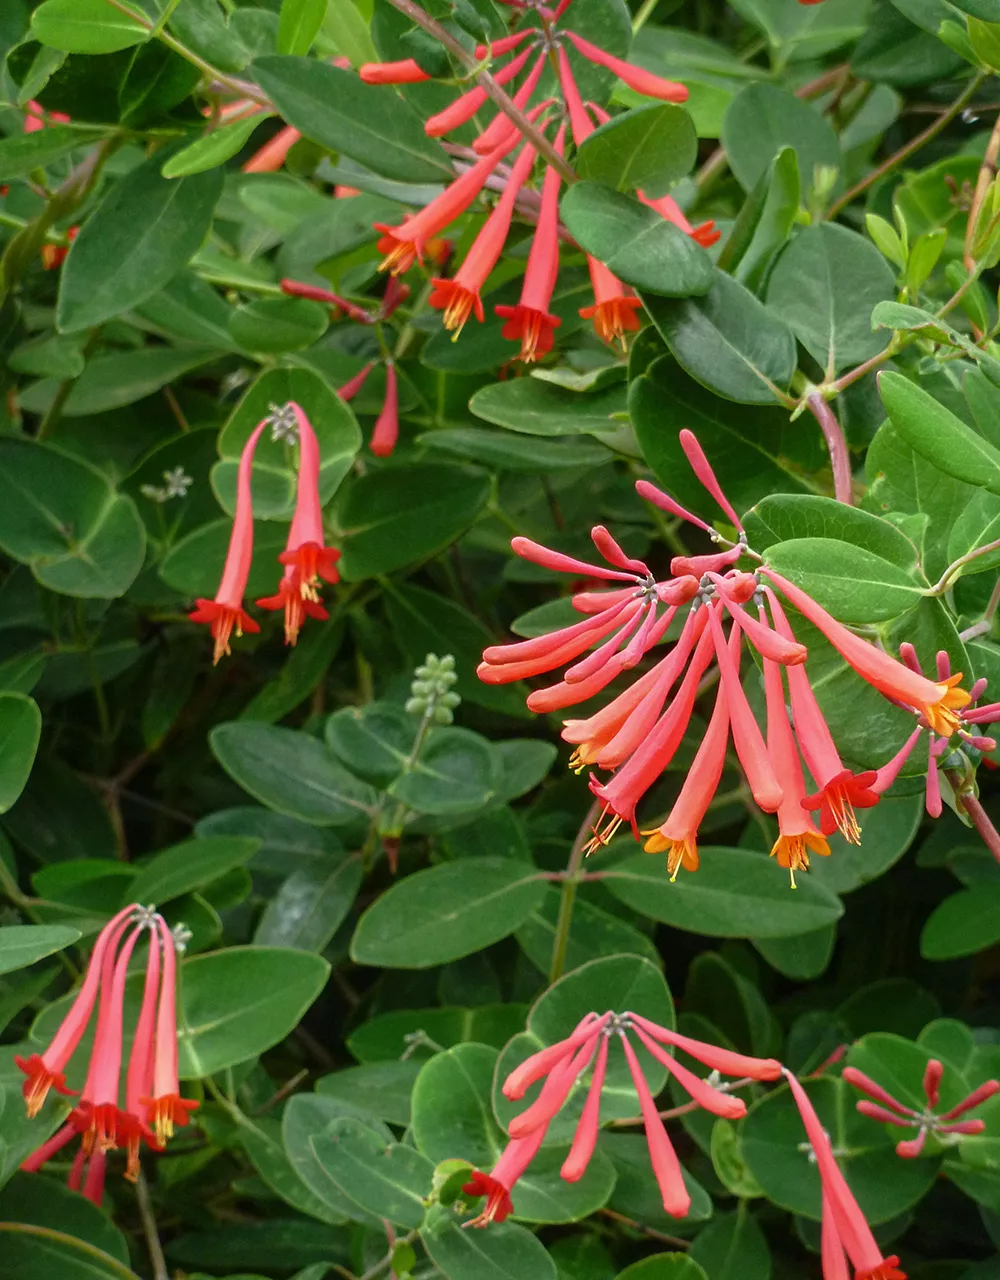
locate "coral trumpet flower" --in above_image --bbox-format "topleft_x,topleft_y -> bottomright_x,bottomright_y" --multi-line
580,256 -> 642,348
562,30 -> 688,102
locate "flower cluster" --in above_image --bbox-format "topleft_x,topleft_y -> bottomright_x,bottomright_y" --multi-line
479,430 -> 988,880
460,1008 -> 909,1278
359,1 -> 716,360
190,401 -> 340,662
462,1008 -> 781,1225
844,1060 -> 999,1158
16,905 -> 194,1205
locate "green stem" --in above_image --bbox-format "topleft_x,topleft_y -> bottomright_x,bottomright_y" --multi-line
549,800 -> 600,985
632,0 -> 661,34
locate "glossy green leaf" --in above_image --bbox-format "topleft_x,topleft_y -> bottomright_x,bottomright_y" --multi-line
162,114 -> 270,178
350,857 -> 547,968
721,82 -> 840,198
210,722 -> 378,827
239,1115 -> 347,1225
575,104 -> 698,194
0,1224 -> 140,1280
0,439 -> 145,599
421,1203 -> 558,1280
282,1094 -> 388,1223
718,146 -> 800,290
127,836 -> 261,907
879,370 -> 1000,498
325,703 -> 416,787
57,152 -> 223,332
388,727 -> 498,816
687,1211 -> 770,1280
31,0 -> 147,53
0,126 -> 103,179
614,1257 -> 708,1280
603,849 -> 844,938
0,924 -> 80,975
469,379 -> 627,438
412,1042 -> 503,1167
253,857 -> 363,952
762,537 -> 926,622
516,887 -> 661,976
0,694 -> 41,814
560,183 -> 714,297
336,464 -> 490,580
277,0 -> 325,55
316,1060 -> 421,1127
642,272 -> 797,403
308,1118 -> 431,1228
921,886 -> 1000,959
419,427 -> 610,472
21,346 -> 223,418
347,1004 -> 528,1062
253,56 -> 451,183
745,493 -> 920,570
765,223 -> 895,372
228,297 -> 329,354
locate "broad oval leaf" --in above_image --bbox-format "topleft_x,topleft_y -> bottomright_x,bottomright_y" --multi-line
576,103 -> 698,194
31,0 -> 147,53
603,849 -> 844,938
721,82 -> 840,199
210,721 -> 378,827
388,727 -> 498,816
254,857 -> 363,952
0,1223 -> 140,1280
0,126 -> 104,180
469,379 -> 627,438
58,152 -> 223,332
127,836 -> 261,907
350,857 -> 547,968
560,183 -> 714,298
762,536 -> 927,623
921,885 -> 1000,959
309,1117 -> 432,1228
0,693 -> 41,813
421,1203 -> 558,1280
744,494 -> 920,570
642,272 -> 797,403
0,924 -> 80,976
615,1256 -> 709,1280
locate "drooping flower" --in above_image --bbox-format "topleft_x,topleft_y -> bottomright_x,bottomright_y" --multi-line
430,133 -> 542,337
360,32 -> 533,86
784,1070 -> 907,1280
579,254 -> 642,349
639,189 -> 720,248
424,44 -> 535,137
142,915 -> 198,1147
845,1060 -> 999,1159
242,123 -> 301,172
41,225 -> 78,270
190,418 -> 267,663
561,29 -> 688,102
495,126 -> 566,362
370,360 -> 399,457
337,362 -> 375,402
256,402 -> 340,647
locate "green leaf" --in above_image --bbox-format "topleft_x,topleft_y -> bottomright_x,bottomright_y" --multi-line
31,0 -> 147,53
603,849 -> 844,938
511,1142 -> 618,1224
162,114 -> 270,179
687,1210 -> 770,1280
350,857 -> 547,968
347,1004 -> 528,1062
921,886 -> 1000,959
215,367 -> 361,519
282,1094 -> 388,1223
560,183 -> 714,298
239,1115 -> 347,1225
744,493 -> 920,571
277,0 -> 325,55
0,693 -> 41,814
762,537 -> 927,622
879,370 -> 1000,498
469,379 -> 627,438
741,1076 -> 938,1222
421,1204 -> 558,1280
210,722 -> 378,827
629,357 -> 818,519
765,223 -> 895,372
228,297 -> 329,354
721,82 -> 841,199
316,1060 -> 421,1127
336,464 -> 490,580
948,490 -> 1000,579
0,126 -> 103,180
128,836 -> 261,907
575,104 -> 698,194
0,924 -> 80,975
388,727 -> 498,816
325,703 -> 417,787
254,857 -> 363,951
516,887 -> 662,976
641,272 -> 797,403
411,1042 -> 503,1167
0,439 -> 145,599
0,1172 -> 129,1266
57,151 -> 223,333
0,1224 -> 140,1280
718,146 -> 800,290
22,346 -> 223,418
253,56 -> 451,183
604,1131 -> 713,1228
615,1257 -> 708,1280
308,1118 -> 431,1228
419,427 -> 609,472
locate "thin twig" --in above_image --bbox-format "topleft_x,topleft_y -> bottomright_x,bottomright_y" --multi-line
599,1207 -> 691,1248
135,1171 -> 169,1280
807,392 -> 853,505
827,73 -> 985,219
959,576 -> 1000,641
549,799 -> 600,984
383,0 -> 576,183
965,106 -> 1000,269
948,779 -> 1000,865
927,538 -> 1000,595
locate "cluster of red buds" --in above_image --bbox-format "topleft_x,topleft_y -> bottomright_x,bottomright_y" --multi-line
190,401 -> 341,662
460,1009 -> 909,1279
16,905 -> 195,1205
18,101 -> 78,268
359,0 -> 718,360
478,431 -> 992,880
844,1060 -> 1000,1159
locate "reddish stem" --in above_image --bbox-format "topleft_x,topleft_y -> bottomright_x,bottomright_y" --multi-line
807,393 -> 853,506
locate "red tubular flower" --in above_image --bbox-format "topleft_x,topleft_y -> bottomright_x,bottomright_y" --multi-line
15,904 -> 137,1117
626,1014 -> 782,1080
375,127 -> 524,274
678,428 -> 743,531
785,1070 -> 907,1280
462,1126 -> 547,1226
242,124 -> 300,172
425,44 -> 535,137
561,1034 -> 610,1181
337,362 -> 375,402
507,1033 -> 602,1139
430,133 -> 541,336
762,640 -> 831,883
256,403 -> 340,647
640,190 -> 720,248
496,125 -> 566,362
764,590 -> 878,842
765,568 -> 971,735
371,360 -> 399,457
556,46 -> 596,147
620,1032 -> 691,1217
472,51 -> 548,155
143,916 -> 198,1147
579,255 -> 642,349
561,30 -> 688,102
190,419 -> 267,663
120,925 -> 161,1180
359,58 -> 432,84
280,278 -> 373,324
503,1012 -> 610,1099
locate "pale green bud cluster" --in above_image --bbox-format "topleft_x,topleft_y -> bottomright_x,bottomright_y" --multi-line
405,653 -> 461,724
